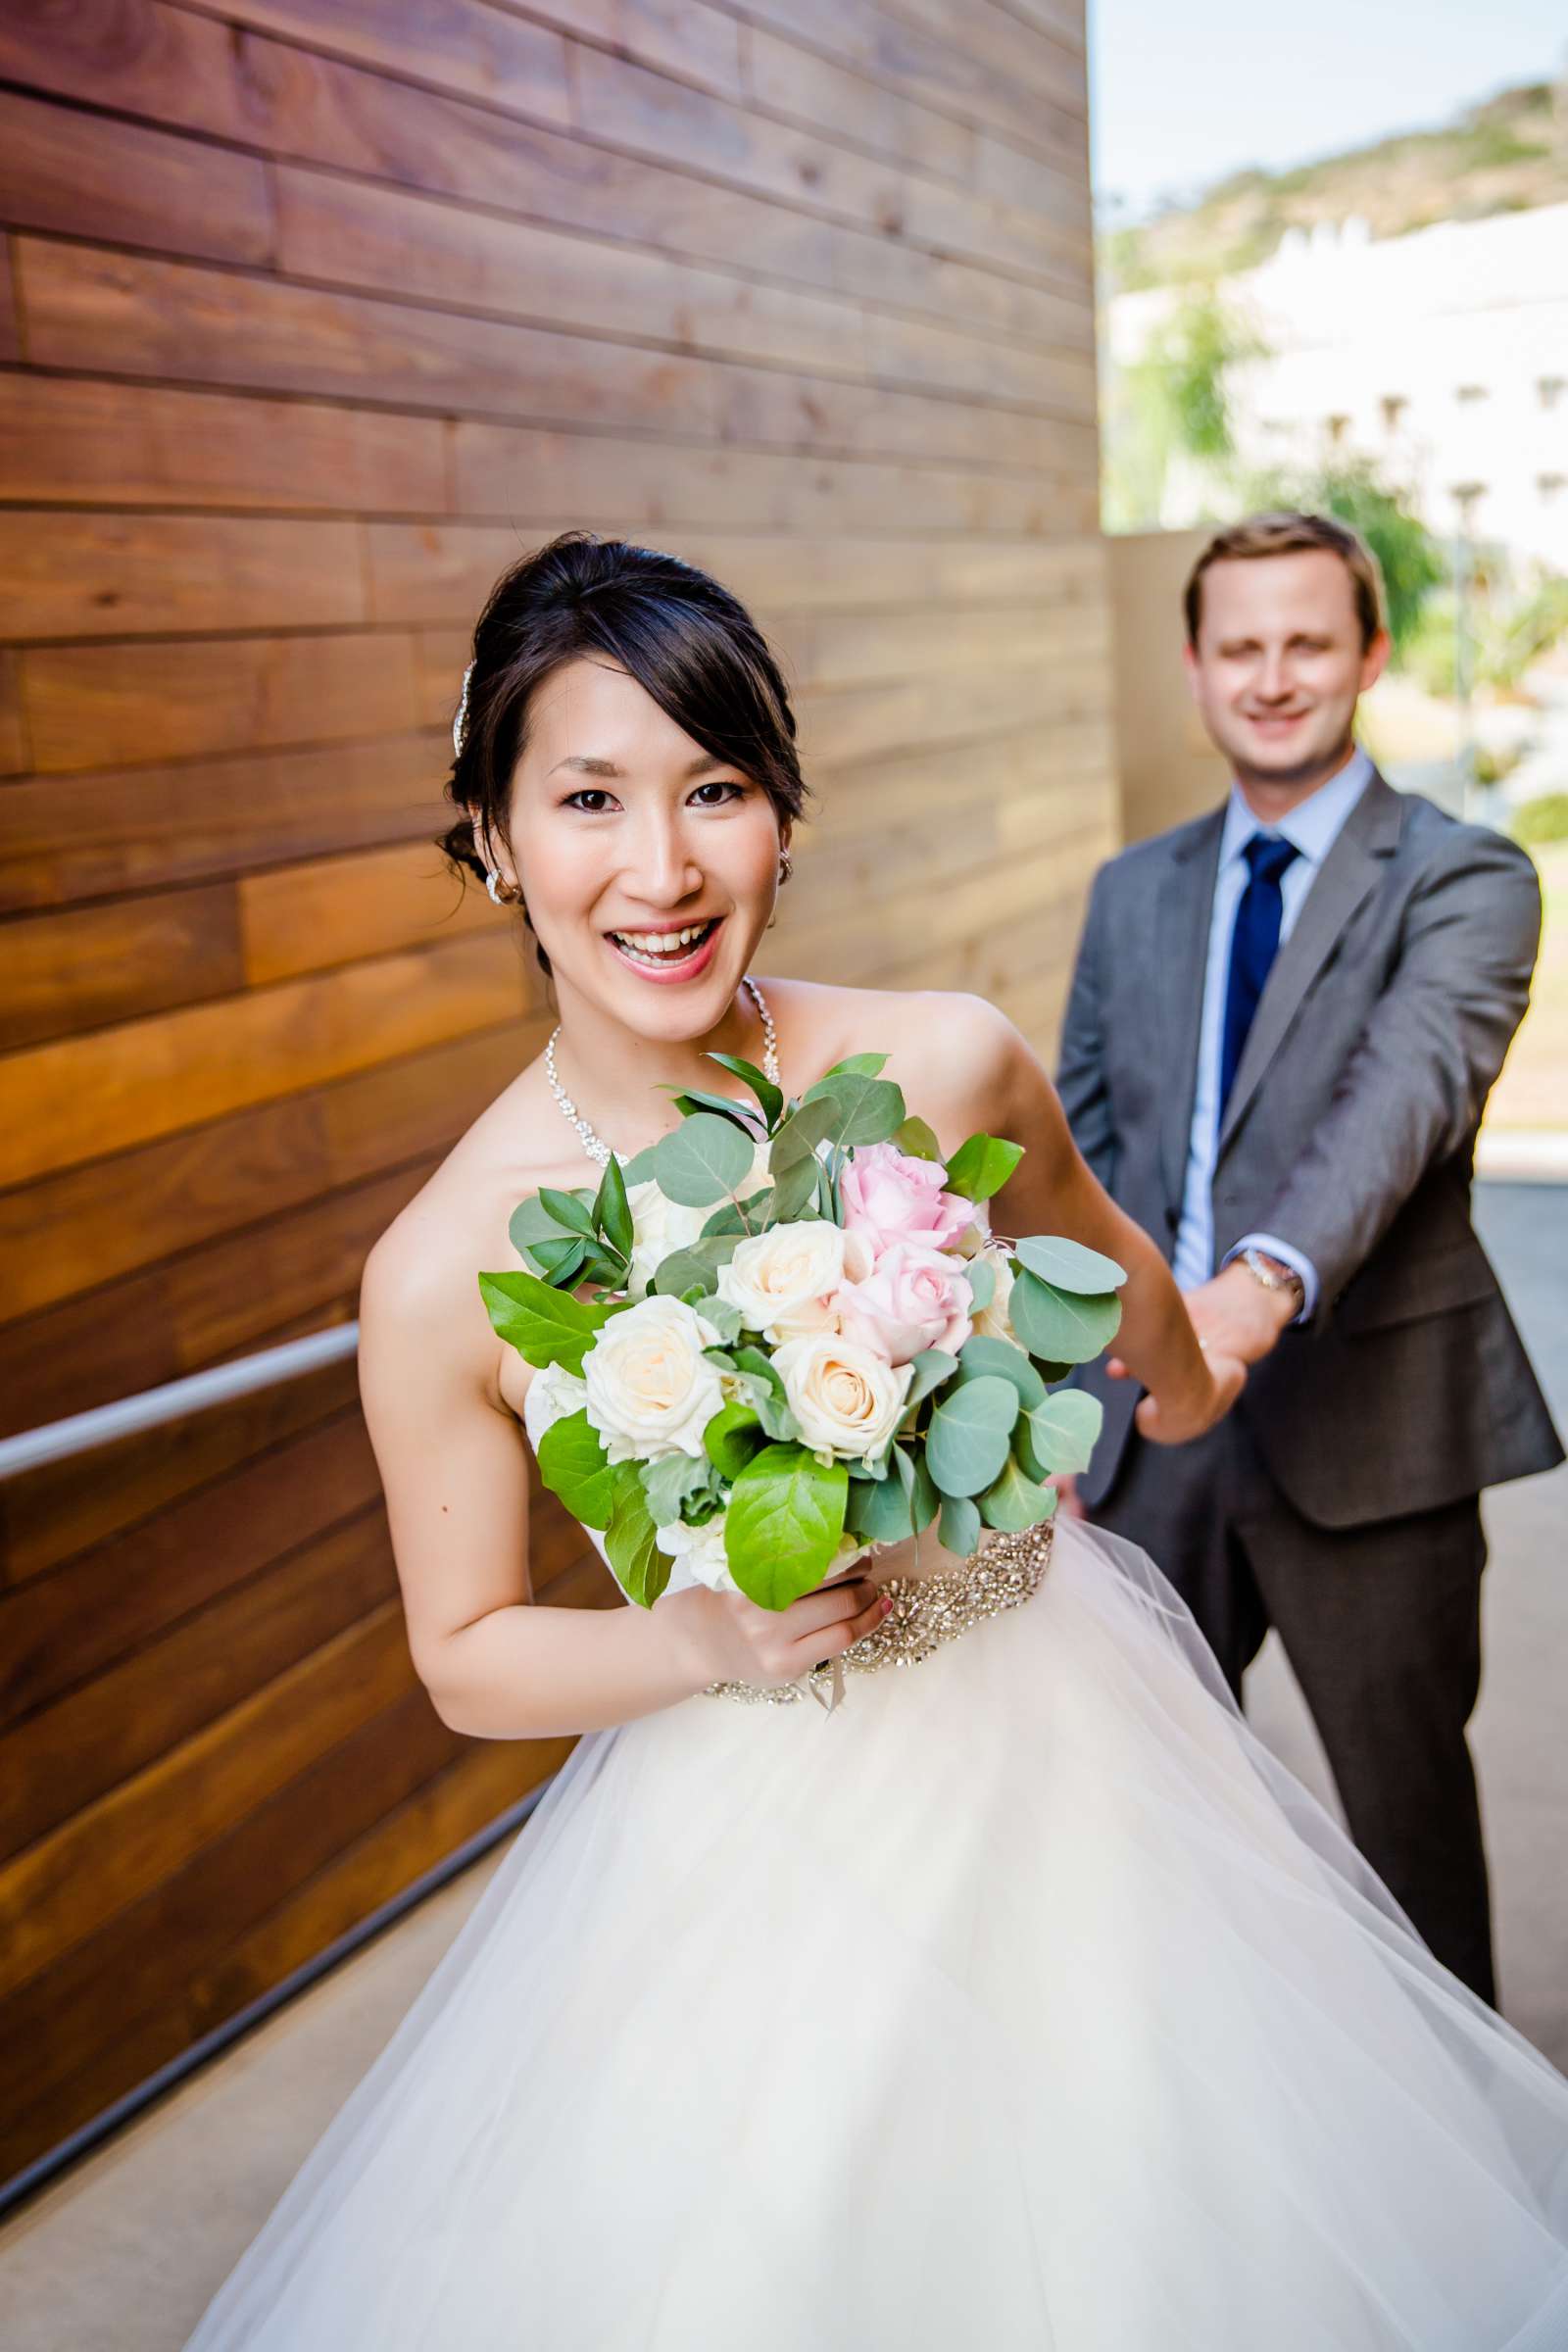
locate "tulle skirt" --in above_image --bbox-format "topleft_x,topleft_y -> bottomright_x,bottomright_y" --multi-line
186,1519 -> 1568,2349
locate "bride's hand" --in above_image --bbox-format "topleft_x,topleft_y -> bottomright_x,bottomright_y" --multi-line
658,1570 -> 893,1690
1105,1345 -> 1247,1446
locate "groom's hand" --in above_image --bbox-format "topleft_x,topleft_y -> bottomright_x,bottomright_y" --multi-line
1185,1261 -> 1298,1368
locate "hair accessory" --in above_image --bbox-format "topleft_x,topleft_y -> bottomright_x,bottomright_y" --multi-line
452,660 -> 475,758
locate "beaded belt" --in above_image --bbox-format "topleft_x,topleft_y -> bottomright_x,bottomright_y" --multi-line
705,1521 -> 1054,1707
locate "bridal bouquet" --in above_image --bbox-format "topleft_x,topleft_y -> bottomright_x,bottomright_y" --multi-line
480,1054 -> 1125,1611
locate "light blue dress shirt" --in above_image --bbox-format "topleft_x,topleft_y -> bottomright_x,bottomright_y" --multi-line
1171,748 -> 1375,1316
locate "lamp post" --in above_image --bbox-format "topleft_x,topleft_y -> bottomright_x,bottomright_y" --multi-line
1449,481 -> 1486,824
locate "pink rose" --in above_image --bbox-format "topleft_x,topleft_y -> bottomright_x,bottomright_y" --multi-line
840,1144 -> 972,1258
834,1241 -> 974,1366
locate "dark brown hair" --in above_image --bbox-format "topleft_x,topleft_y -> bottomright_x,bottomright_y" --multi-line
1184,511 -> 1387,651
439,533 -> 808,973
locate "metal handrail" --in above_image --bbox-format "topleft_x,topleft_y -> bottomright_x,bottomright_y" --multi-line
0,1322 -> 361,1480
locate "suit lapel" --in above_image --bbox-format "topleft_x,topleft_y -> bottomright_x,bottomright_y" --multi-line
1216,771 -> 1403,1158
1156,808 -> 1225,1212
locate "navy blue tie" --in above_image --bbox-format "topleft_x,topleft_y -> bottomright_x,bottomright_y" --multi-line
1219,834 -> 1300,1118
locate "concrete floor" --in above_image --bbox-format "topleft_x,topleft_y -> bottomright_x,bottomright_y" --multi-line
1,1183 -> 1563,2351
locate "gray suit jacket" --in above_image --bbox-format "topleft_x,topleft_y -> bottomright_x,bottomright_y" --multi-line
1057,771 -> 1563,1527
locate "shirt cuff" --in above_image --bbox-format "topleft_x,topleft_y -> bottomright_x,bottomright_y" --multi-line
1222,1235 -> 1318,1324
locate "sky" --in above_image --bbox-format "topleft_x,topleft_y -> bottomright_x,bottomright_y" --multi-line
1089,0 -> 1567,219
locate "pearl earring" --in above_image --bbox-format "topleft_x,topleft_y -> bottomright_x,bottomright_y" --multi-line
777,847 -> 794,885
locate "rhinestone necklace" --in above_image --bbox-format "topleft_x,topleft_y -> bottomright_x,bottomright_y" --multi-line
544,976 -> 779,1169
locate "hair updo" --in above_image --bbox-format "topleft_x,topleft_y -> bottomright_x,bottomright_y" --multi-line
439,532 -> 808,976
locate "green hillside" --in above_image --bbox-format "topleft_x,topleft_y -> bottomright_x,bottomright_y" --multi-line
1105,78 -> 1567,292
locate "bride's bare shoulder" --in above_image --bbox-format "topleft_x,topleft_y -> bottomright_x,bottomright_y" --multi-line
769,976 -> 1027,1110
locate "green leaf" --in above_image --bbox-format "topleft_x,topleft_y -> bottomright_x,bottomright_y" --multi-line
670,1087 -> 765,1137
510,1190 -> 595,1268
1013,1235 -> 1128,1295
846,1447 -> 938,1543
964,1256 -> 996,1312
979,1454 -> 1057,1534
724,1444 -> 849,1610
956,1334 -> 1045,1408
707,1052 -> 783,1132
1025,1390 -> 1104,1476
606,1469 -> 668,1608
704,1400 -> 766,1481
640,1450 -> 716,1528
526,1235 -> 588,1288
766,1155 -> 821,1223
701,1296 -> 744,1347
925,1374 -> 1019,1497
769,1094 -> 840,1170
893,1113 -> 942,1161
652,1237 -> 740,1297
579,1250 -> 628,1289
538,1186 -> 598,1241
903,1348 -> 959,1412
653,1112 -> 756,1207
731,1347 -> 802,1443
817,1052 -> 888,1080
1007,1271 -> 1123,1365
535,1408 -> 618,1530
700,1188 -> 771,1238
943,1132 -> 1025,1202
938,1493 -> 981,1556
594,1156 -> 634,1261
801,1068 -> 906,1150
478,1270 -> 622,1374
618,1145 -> 659,1187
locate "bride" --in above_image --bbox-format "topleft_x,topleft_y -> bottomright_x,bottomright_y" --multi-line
186,533 -> 1568,2348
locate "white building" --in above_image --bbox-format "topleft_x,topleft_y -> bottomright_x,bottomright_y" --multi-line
1109,202 -> 1568,570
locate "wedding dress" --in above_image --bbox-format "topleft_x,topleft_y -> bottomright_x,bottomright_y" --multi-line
185,1473 -> 1568,2346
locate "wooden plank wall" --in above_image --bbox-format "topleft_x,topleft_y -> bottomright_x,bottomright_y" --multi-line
0,0 -> 1115,2184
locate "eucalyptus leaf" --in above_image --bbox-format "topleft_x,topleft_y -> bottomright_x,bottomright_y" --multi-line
1013,1235 -> 1129,1296
724,1444 -> 848,1610
510,1191 -> 591,1258
618,1145 -> 659,1187
925,1374 -> 1019,1497
701,1296 -> 744,1346
730,1349 -> 800,1442
640,1449 -> 715,1528
943,1132 -> 1025,1203
938,1493 -> 981,1556
964,1256 -> 996,1312
766,1154 -> 820,1223
846,1448 -> 938,1543
707,1052 -> 783,1132
652,1237 -> 741,1297
1007,1271 -> 1123,1365
653,1112 -> 756,1207
906,1348 -> 961,1414
701,1189 -> 771,1239
536,1408 -> 618,1530
769,1094 -> 840,1170
979,1454 -> 1057,1533
1025,1389 -> 1105,1476
893,1113 -> 942,1162
704,1400 -> 766,1481
606,1469 -> 668,1608
801,1068 -> 906,1150
956,1334 -> 1045,1408
478,1270 -> 622,1374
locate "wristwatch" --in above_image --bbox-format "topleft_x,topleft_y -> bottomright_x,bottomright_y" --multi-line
1239,1247 -> 1306,1320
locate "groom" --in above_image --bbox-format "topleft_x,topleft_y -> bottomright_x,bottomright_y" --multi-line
1056,511 -> 1562,2001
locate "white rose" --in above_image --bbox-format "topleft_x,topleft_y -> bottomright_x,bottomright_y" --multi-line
655,1510 -> 738,1595
772,1329 -> 913,1467
717,1218 -> 854,1342
970,1245 -> 1017,1344
582,1295 -> 724,1464
624,1178 -> 710,1298
655,1510 -> 869,1597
